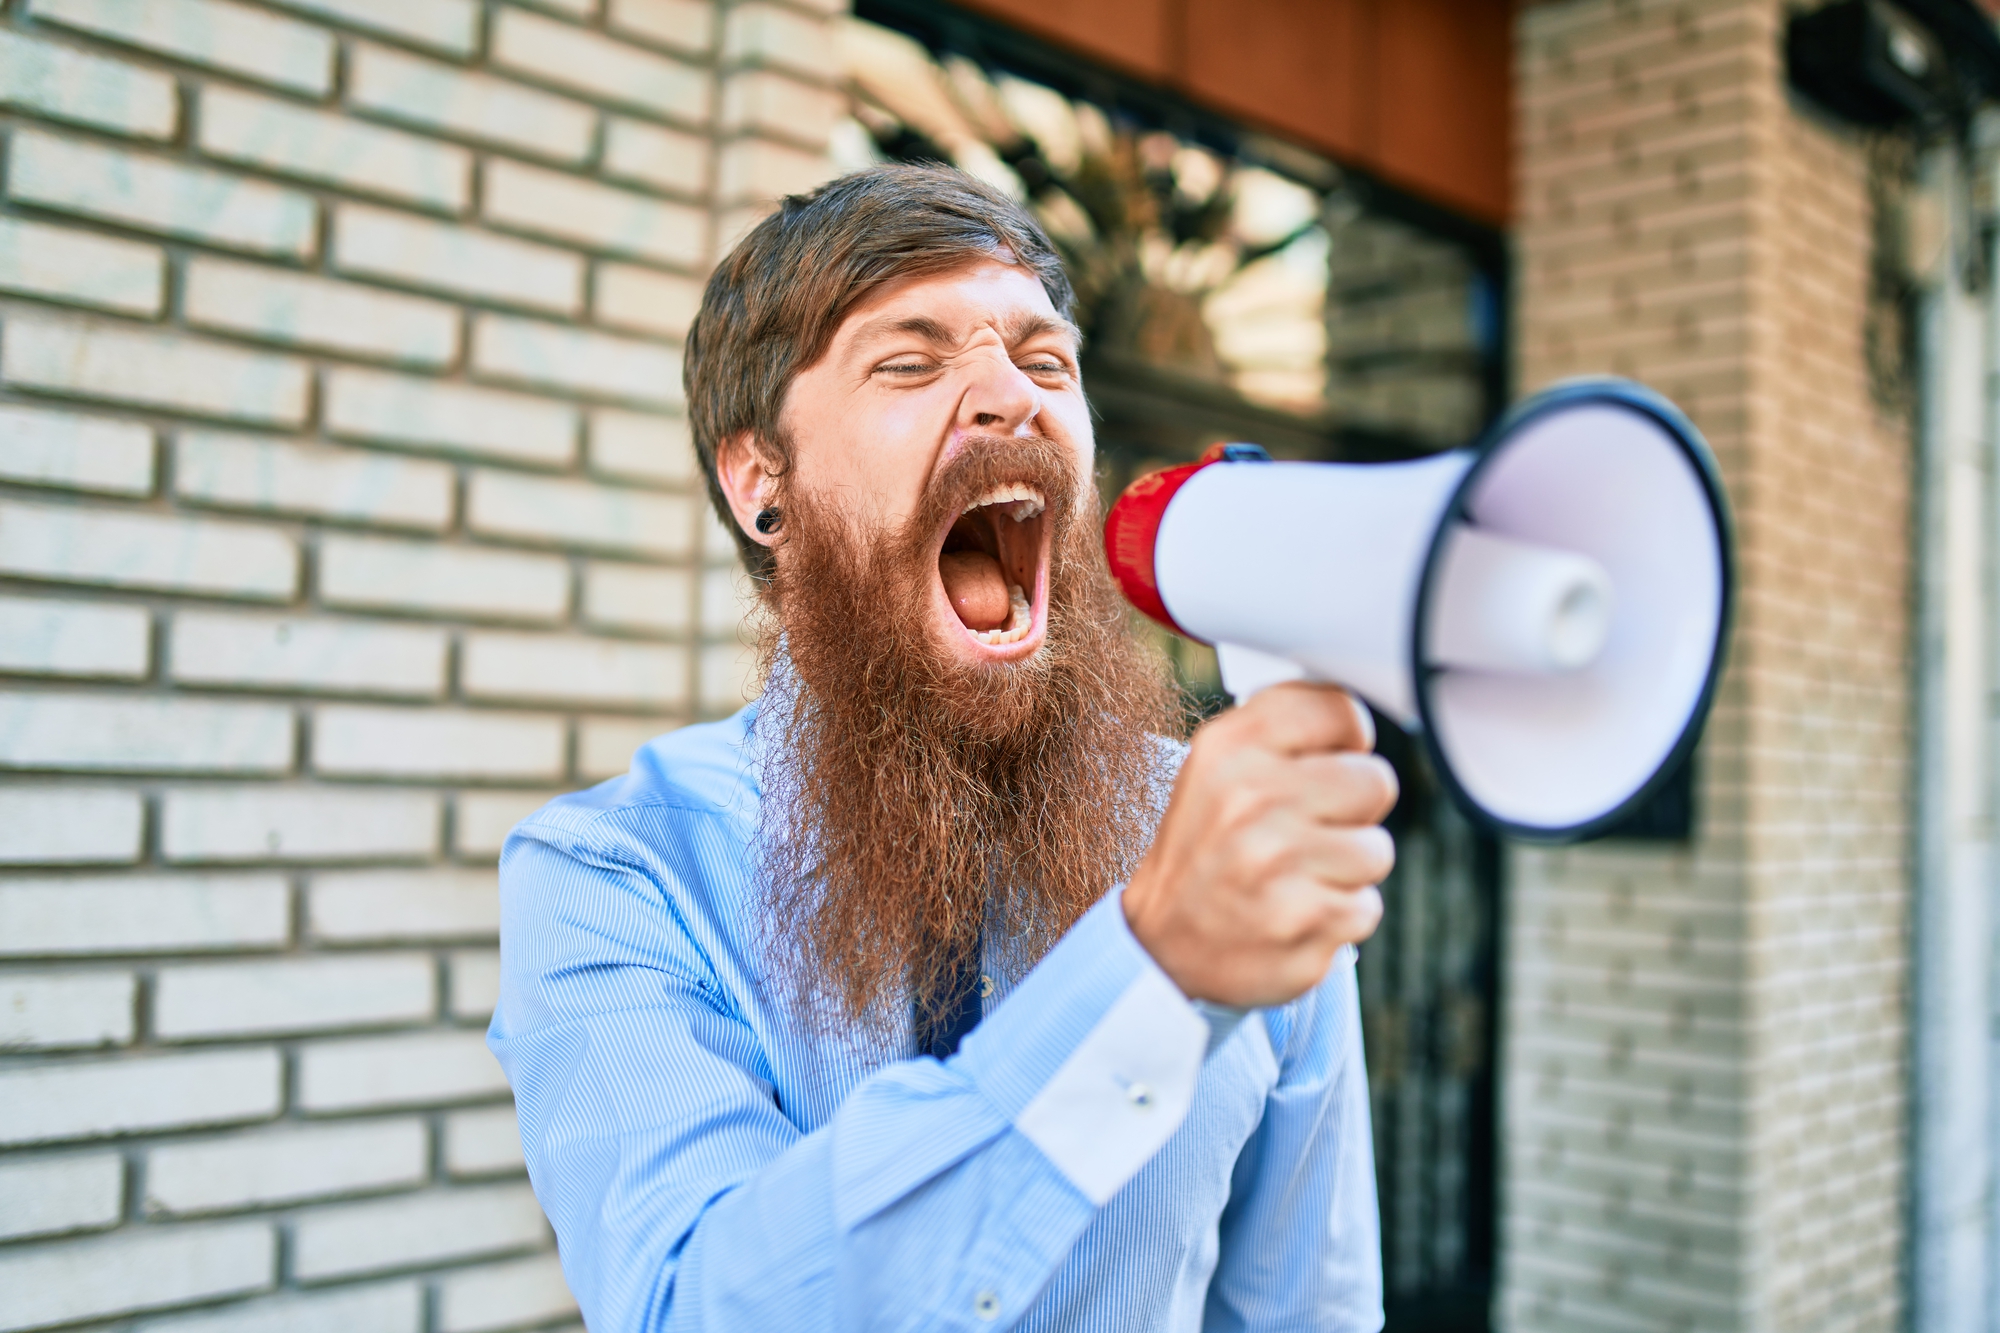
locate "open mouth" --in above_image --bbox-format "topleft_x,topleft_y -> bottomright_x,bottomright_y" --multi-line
937,483 -> 1048,652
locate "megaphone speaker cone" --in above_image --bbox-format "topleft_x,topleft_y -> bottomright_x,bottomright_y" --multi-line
1100,378 -> 1734,844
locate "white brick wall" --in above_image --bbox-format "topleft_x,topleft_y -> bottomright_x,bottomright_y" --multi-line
0,1 -> 838,1325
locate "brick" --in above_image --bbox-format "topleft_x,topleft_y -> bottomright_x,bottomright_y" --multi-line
717,135 -> 830,205
30,0 -> 334,95
0,402 -> 156,496
146,1119 -> 427,1216
448,949 -> 502,1022
349,42 -> 594,163
0,789 -> 144,866
590,406 -> 698,484
472,311 -> 683,405
6,311 -> 311,425
0,1154 -> 122,1242
464,631 -> 688,709
699,640 -> 758,715
485,159 -> 706,266
155,953 -> 434,1040
293,1182 -> 547,1281
0,691 -> 293,774
0,28 -> 177,138
185,258 -> 460,366
578,715 -> 669,778
171,611 -> 447,697
314,705 -> 566,781
309,868 -> 499,942
0,1221 -> 273,1332
468,469 -> 692,556
584,561 -> 693,633
444,1103 -> 523,1176
318,534 -> 570,623
722,2 -> 829,79
0,213 -> 163,315
0,970 -> 136,1048
0,1048 -> 280,1145
610,0 -> 713,54
161,787 -> 440,863
436,1252 -> 577,1333
594,262 -> 702,339
129,1282 -> 422,1333
602,116 -> 708,193
199,86 -> 471,213
0,595 -> 150,678
0,873 -> 289,955
719,68 -> 842,146
493,7 -> 711,122
296,1029 -> 509,1112
700,564 -> 750,636
8,129 -> 316,258
324,367 -> 579,467
174,430 -> 453,530
334,204 -> 583,315
455,789 -> 560,858
714,191 -> 780,246
269,0 -> 476,54
0,498 -> 299,600
699,504 -> 741,564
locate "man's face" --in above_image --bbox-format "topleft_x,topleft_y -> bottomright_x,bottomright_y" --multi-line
736,254 -> 1175,1031
759,258 -> 1093,667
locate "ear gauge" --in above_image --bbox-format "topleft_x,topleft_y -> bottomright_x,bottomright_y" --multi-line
754,507 -> 783,535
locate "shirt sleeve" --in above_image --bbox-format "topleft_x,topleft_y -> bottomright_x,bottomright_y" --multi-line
489,815 -> 1208,1333
1201,955 -> 1384,1333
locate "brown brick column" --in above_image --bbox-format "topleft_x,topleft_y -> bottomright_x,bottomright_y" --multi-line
1504,2 -> 1913,1329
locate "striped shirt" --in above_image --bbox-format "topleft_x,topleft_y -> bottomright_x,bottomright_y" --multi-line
491,702 -> 1382,1332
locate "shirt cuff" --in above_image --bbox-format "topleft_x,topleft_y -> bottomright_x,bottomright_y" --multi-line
955,886 -> 1208,1207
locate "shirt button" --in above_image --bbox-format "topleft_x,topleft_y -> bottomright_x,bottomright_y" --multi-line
1125,1081 -> 1154,1109
974,1290 -> 1001,1320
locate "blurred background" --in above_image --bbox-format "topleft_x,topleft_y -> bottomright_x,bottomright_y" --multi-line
0,0 -> 1991,1330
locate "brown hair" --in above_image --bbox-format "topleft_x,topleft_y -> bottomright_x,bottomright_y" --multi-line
682,164 -> 1075,579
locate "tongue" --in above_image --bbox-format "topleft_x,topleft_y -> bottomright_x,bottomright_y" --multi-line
940,550 -> 1010,631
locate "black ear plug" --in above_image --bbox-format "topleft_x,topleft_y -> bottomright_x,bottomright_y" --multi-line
755,507 -> 783,535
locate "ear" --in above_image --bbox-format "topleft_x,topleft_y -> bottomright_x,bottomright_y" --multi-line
715,431 -> 780,547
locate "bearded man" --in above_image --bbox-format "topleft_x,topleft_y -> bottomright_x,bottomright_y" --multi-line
491,165 -> 1398,1333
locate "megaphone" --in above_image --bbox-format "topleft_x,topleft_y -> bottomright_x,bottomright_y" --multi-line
1104,378 -> 1734,843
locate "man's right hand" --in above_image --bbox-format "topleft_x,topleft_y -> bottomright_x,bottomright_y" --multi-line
1122,682 -> 1398,1008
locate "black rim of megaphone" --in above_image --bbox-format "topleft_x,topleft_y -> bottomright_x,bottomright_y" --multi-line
1408,377 -> 1737,845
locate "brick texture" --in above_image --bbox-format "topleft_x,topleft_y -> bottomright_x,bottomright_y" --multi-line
1501,3 -> 1911,1331
0,0 -> 837,1323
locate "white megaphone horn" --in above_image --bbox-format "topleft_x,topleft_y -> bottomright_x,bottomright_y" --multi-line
1104,378 -> 1735,843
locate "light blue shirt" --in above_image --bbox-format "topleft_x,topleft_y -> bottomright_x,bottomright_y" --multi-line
491,703 -> 1383,1332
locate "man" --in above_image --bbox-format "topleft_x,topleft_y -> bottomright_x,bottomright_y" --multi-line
491,165 -> 1398,1332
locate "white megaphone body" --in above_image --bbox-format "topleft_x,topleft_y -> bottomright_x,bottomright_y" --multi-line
1103,378 -> 1734,842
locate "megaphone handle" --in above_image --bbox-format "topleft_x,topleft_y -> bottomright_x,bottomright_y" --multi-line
1215,642 -> 1308,702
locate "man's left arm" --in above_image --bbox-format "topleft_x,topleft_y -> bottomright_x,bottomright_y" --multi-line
1203,958 -> 1383,1333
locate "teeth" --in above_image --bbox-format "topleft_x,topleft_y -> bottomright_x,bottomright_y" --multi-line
961,484 -> 1045,521
973,584 -> 1033,646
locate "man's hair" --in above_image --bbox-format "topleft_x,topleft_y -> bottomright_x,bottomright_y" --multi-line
683,164 -> 1075,579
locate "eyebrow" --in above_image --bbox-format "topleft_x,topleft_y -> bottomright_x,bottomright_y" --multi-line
849,311 -> 1083,354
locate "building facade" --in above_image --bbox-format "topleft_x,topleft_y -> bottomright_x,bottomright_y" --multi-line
0,1 -> 841,1328
0,0 -> 1960,1330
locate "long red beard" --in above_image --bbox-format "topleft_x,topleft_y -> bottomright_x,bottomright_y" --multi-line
754,436 -> 1179,1036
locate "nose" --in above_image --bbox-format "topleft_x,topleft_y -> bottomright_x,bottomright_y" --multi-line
955,349 -> 1040,437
